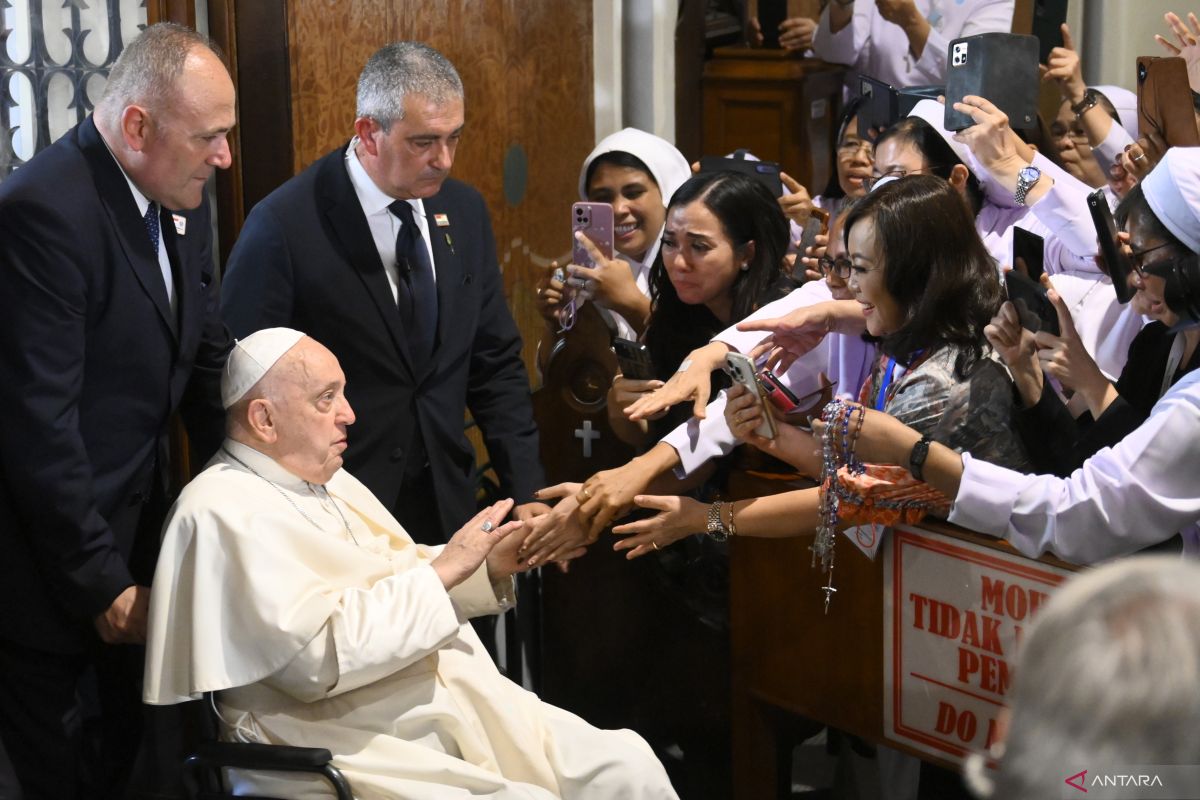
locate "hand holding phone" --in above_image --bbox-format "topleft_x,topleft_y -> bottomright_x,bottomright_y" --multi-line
1087,189 -> 1135,304
724,352 -> 776,439
613,338 -> 656,381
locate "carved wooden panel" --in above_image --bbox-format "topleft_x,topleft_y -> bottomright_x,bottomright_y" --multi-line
286,0 -> 594,379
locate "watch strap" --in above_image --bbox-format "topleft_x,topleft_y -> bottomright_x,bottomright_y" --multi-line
1070,88 -> 1098,118
706,501 -> 730,541
909,436 -> 932,482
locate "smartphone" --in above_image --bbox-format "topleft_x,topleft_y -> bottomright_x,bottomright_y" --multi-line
1004,270 -> 1060,336
1087,189 -> 1135,304
612,338 -> 657,381
1031,0 -> 1068,64
757,0 -> 787,49
1136,56 -> 1200,147
571,202 -> 615,269
795,207 -> 830,274
697,155 -> 785,197
758,369 -> 802,413
857,75 -> 943,140
725,352 -> 776,439
1012,227 -> 1046,284
944,33 -> 1040,132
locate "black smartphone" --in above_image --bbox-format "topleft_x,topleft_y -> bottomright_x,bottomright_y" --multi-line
1012,227 -> 1046,284
697,155 -> 785,197
757,0 -> 787,49
1004,270 -> 1060,336
857,75 -> 943,140
1087,189 -> 1134,304
1031,0 -> 1068,64
944,33 -> 1040,132
613,338 -> 656,381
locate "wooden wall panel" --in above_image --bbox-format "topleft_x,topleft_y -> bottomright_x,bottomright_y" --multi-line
286,0 -> 595,379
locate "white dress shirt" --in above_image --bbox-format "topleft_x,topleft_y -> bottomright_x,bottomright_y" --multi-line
104,142 -> 175,314
344,140 -> 437,306
950,367 -> 1200,563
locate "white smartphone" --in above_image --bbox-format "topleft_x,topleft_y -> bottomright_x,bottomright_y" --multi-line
725,352 -> 776,440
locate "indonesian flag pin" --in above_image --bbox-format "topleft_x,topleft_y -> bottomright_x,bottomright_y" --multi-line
434,213 -> 450,227
172,214 -> 187,236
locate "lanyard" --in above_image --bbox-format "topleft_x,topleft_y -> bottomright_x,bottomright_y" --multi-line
1161,333 -> 1187,400
875,357 -> 899,411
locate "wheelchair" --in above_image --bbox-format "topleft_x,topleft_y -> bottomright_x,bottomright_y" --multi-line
182,694 -> 353,800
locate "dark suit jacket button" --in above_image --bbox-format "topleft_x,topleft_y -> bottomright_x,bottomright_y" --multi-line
390,448 -> 404,462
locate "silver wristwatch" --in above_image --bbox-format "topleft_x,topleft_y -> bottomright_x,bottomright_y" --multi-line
1014,165 -> 1041,207
706,501 -> 730,542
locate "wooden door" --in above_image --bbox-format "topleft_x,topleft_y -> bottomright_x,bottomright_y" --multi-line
209,0 -> 594,380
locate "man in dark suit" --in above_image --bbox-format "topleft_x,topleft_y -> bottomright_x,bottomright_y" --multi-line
0,23 -> 234,799
221,43 -> 547,546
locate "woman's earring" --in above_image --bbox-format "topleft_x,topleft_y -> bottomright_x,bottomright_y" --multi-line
740,262 -> 750,271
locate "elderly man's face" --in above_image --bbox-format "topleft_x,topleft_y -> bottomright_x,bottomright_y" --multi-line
135,47 -> 235,210
361,93 -> 464,200
271,338 -> 356,485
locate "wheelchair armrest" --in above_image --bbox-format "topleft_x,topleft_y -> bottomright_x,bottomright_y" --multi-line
193,740 -> 333,770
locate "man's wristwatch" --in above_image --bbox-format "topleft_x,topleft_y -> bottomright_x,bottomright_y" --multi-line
1014,165 -> 1041,207
1070,88 -> 1099,119
706,501 -> 732,541
909,436 -> 932,481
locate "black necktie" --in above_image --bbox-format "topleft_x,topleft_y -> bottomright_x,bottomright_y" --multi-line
388,200 -> 438,368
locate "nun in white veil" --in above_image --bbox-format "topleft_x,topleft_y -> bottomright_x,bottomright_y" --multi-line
535,128 -> 690,342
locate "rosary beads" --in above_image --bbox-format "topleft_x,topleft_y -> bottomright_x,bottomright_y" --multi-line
813,399 -> 865,613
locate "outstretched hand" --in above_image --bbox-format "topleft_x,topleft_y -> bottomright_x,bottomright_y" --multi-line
433,499 -> 525,589
611,495 -> 707,559
625,341 -> 730,421
1156,11 -> 1200,94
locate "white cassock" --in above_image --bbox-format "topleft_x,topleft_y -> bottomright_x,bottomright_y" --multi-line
145,440 -> 676,800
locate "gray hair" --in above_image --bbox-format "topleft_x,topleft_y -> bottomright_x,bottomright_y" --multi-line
96,22 -> 221,130
978,556 -> 1200,799
355,42 -> 463,131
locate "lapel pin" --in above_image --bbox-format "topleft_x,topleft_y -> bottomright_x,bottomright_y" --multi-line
444,233 -> 456,255
434,213 -> 450,227
172,214 -> 187,236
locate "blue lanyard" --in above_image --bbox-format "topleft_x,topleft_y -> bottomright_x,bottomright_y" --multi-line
874,357 -> 899,411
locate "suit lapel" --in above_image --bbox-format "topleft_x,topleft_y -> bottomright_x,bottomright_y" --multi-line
160,208 -> 192,349
78,117 -> 179,342
422,194 -> 464,372
315,150 -> 415,376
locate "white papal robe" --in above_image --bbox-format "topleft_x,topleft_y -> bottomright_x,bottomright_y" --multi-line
144,440 -> 676,800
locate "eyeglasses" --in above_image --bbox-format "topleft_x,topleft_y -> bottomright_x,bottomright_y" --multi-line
817,255 -> 853,280
1130,241 -> 1179,278
837,138 -> 874,158
862,165 -> 947,192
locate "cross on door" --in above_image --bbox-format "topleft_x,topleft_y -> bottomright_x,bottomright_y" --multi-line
574,420 -> 600,458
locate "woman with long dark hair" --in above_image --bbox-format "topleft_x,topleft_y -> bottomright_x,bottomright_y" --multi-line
610,175 -> 1029,555
608,170 -> 795,447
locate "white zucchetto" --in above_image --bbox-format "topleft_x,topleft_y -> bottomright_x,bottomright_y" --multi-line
221,328 -> 306,408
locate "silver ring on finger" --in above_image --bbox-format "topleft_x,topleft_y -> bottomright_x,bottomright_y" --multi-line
652,541 -> 659,550
481,520 -> 495,533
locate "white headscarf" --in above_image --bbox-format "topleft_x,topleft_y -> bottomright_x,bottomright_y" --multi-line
1142,147 -> 1200,255
577,127 -> 691,208
574,129 -> 691,340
